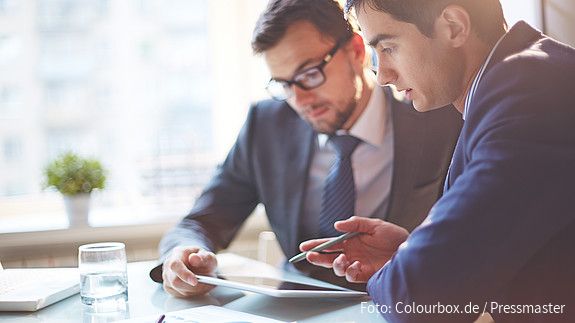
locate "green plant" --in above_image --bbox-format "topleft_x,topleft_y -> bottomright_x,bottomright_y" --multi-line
44,152 -> 106,196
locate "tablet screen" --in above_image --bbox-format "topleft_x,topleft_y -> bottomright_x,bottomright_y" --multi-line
216,275 -> 345,292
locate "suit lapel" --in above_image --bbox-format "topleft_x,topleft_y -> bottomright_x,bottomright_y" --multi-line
445,135 -> 464,190
281,112 -> 315,255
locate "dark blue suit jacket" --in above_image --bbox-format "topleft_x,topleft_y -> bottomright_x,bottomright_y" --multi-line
151,88 -> 462,288
368,22 -> 575,322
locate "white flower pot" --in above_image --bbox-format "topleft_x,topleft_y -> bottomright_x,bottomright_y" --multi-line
63,193 -> 91,227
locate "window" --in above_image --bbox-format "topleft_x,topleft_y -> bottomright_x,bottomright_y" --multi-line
0,34 -> 21,65
0,0 -> 18,15
3,136 -> 22,162
0,0 -> 269,233
0,85 -> 21,116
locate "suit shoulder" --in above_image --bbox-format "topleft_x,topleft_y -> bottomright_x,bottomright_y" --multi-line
465,39 -> 575,146
246,99 -> 309,137
488,37 -> 575,90
474,38 -> 574,117
250,99 -> 299,121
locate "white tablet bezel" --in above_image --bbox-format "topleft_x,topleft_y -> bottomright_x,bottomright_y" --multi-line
195,274 -> 367,298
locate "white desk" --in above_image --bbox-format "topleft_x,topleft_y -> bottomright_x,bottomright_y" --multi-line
0,254 -> 386,323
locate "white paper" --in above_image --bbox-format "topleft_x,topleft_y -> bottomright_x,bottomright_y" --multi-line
114,305 -> 289,323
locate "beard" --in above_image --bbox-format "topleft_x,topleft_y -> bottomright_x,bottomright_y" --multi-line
297,60 -> 363,134
306,98 -> 357,135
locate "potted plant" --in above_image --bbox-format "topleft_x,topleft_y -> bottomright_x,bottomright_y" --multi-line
44,152 -> 107,227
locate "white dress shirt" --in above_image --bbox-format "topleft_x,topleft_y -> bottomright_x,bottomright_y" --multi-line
300,84 -> 394,237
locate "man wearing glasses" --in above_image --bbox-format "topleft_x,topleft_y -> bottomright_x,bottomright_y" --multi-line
150,0 -> 462,297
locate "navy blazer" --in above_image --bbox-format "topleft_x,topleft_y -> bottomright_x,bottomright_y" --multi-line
151,87 -> 462,288
368,22 -> 575,322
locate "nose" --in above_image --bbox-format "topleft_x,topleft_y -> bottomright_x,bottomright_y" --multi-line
376,65 -> 398,87
291,85 -> 316,108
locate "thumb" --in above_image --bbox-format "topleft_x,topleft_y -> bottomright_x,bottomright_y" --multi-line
334,216 -> 378,234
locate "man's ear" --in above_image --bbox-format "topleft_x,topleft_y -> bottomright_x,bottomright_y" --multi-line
346,33 -> 367,66
436,5 -> 471,48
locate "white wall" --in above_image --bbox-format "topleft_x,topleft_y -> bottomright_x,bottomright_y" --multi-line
501,0 -> 574,46
544,0 -> 575,46
500,0 -> 541,28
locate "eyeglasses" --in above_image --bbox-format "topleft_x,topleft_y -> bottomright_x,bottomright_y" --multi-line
266,39 -> 346,101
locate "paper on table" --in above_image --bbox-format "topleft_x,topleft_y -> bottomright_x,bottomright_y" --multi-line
114,305 -> 289,323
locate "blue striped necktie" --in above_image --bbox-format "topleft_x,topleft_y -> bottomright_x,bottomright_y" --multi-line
319,135 -> 361,237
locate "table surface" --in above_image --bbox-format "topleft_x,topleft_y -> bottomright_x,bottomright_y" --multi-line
0,253 -> 386,323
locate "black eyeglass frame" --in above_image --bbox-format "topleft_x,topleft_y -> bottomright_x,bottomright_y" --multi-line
266,38 -> 349,101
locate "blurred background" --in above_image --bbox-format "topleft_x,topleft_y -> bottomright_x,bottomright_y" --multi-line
0,0 -> 573,267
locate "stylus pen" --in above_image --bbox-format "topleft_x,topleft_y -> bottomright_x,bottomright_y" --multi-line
289,231 -> 362,264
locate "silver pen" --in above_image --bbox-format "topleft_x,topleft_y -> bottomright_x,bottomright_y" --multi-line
289,232 -> 362,264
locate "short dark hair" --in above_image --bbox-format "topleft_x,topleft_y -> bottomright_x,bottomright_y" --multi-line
252,0 -> 356,54
346,0 -> 507,45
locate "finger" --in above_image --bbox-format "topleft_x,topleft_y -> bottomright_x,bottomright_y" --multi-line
163,264 -> 216,297
168,259 -> 199,286
333,254 -> 350,277
164,283 -> 185,297
164,265 -> 197,289
169,275 -> 196,291
164,278 -> 215,298
188,250 -> 217,274
163,269 -> 193,296
334,216 -> 382,234
345,260 -> 368,283
306,251 -> 339,268
162,247 -> 205,292
299,238 -> 332,252
163,263 -> 217,298
317,250 -> 343,254
177,247 -> 200,263
173,277 -> 214,295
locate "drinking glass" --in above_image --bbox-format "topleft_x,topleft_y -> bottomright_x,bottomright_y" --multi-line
78,242 -> 128,306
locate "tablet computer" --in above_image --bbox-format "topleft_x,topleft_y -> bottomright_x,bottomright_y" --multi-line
195,274 -> 367,298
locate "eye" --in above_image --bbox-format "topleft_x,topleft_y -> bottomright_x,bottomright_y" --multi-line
381,47 -> 394,54
377,43 -> 395,55
294,68 -> 323,86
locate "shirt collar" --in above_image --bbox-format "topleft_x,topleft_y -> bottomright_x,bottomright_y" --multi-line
463,33 -> 506,120
318,79 -> 387,148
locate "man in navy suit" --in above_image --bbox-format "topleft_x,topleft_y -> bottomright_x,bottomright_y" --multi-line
302,0 -> 575,322
150,0 -> 462,297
